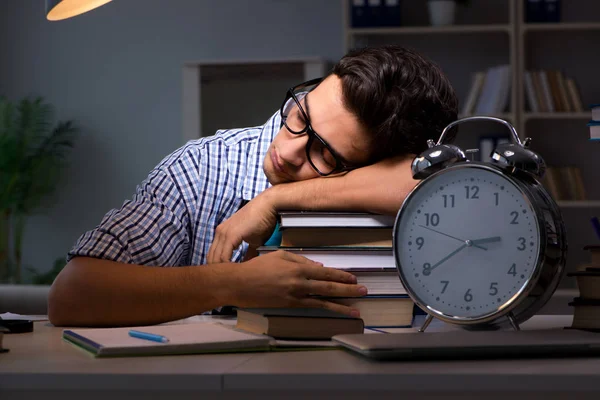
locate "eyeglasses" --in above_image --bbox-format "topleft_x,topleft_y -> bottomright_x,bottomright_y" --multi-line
280,78 -> 355,176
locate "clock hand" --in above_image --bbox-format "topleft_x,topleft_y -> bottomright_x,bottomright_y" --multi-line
418,225 -> 487,250
428,243 -> 467,272
471,236 -> 502,246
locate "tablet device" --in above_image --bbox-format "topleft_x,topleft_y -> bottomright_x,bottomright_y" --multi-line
332,329 -> 600,360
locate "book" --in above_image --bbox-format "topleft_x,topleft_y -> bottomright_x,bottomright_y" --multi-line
523,71 -> 539,112
588,121 -> 600,140
352,269 -> 406,295
280,227 -> 393,248
569,298 -> 600,330
538,70 -> 555,112
327,296 -> 413,327
461,71 -> 486,115
532,71 -> 548,112
566,78 -> 584,112
583,245 -> 600,267
235,308 -> 364,339
62,322 -> 272,357
568,271 -> 600,300
257,246 -> 395,271
278,211 -> 395,228
591,104 -> 600,121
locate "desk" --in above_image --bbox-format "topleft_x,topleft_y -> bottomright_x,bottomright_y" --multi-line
2,314 -> 600,400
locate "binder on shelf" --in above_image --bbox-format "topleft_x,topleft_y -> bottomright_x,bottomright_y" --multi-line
350,0 -> 370,28
525,0 -> 546,23
349,0 -> 402,28
525,0 -> 561,23
544,0 -> 561,23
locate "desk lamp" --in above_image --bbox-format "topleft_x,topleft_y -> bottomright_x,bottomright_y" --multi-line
46,0 -> 112,21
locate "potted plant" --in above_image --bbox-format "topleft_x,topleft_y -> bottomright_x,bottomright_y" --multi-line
428,0 -> 470,26
0,96 -> 77,285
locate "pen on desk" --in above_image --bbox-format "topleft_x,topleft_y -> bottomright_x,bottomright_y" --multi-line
591,217 -> 600,240
128,329 -> 170,343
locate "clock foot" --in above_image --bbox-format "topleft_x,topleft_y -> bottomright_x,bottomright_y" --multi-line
418,314 -> 434,332
507,312 -> 520,331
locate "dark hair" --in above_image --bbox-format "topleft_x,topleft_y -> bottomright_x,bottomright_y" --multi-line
332,45 -> 458,162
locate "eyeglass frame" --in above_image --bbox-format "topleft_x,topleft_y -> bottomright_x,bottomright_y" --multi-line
279,77 -> 357,176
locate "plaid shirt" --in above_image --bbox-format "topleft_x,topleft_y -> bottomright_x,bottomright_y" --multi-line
68,111 -> 280,266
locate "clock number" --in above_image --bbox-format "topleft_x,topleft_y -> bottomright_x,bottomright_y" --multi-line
440,280 -> 449,294
508,263 -> 517,277
422,263 -> 432,276
494,192 -> 499,206
464,289 -> 473,302
415,237 -> 425,250
465,185 -> 479,199
442,194 -> 455,208
517,237 -> 526,251
489,282 -> 498,296
424,213 -> 440,227
510,211 -> 519,224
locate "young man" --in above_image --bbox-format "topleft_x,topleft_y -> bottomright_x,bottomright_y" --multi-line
48,45 -> 458,327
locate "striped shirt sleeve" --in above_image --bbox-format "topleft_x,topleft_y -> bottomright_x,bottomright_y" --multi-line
68,145 -> 200,267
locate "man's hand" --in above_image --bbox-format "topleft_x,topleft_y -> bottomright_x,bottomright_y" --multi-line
208,191 -> 278,263
225,250 -> 367,316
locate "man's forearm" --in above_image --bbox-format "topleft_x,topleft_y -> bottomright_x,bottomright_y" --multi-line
266,155 -> 418,215
48,257 -> 236,327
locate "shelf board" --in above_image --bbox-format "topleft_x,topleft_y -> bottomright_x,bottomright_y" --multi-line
348,24 -> 511,36
524,112 -> 590,121
556,201 -> 600,208
523,22 -> 600,32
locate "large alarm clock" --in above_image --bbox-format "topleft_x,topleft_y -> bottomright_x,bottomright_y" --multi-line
393,116 -> 567,331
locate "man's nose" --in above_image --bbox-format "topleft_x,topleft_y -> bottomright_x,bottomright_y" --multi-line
279,132 -> 308,167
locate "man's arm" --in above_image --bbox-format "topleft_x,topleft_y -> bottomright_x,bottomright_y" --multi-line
208,155 -> 417,263
268,155 -> 417,215
48,252 -> 366,327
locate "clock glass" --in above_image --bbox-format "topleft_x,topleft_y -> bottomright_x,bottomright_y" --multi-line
394,164 -> 541,320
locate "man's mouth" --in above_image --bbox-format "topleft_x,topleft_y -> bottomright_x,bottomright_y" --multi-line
270,148 -> 286,175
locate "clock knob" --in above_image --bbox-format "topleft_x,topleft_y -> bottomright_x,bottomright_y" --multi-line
491,142 -> 546,179
411,143 -> 466,179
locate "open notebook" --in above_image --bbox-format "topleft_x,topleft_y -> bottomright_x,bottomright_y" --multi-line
63,322 -> 272,357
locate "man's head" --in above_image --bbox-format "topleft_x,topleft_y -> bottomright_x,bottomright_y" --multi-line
263,45 -> 458,185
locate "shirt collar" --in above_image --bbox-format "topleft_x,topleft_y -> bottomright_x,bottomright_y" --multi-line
241,110 -> 280,201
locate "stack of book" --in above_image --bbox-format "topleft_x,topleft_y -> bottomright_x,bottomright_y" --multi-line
569,245 -> 600,331
523,70 -> 583,113
257,211 -> 414,328
588,104 -> 600,141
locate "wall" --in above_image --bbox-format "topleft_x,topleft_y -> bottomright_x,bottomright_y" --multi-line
0,0 -> 343,277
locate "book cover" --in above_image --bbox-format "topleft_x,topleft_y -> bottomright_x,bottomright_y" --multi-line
591,104 -> 600,121
280,227 -> 393,248
235,308 -> 364,339
326,296 -> 414,328
278,211 -> 395,228
257,246 -> 396,271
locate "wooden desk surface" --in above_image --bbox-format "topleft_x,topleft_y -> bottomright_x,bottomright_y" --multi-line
2,314 -> 600,400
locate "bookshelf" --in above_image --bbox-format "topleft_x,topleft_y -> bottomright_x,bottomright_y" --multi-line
342,0 -> 600,285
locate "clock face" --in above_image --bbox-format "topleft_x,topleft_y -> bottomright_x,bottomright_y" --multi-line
394,164 -> 541,320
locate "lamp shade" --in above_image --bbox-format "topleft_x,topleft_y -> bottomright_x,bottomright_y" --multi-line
46,0 -> 113,21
